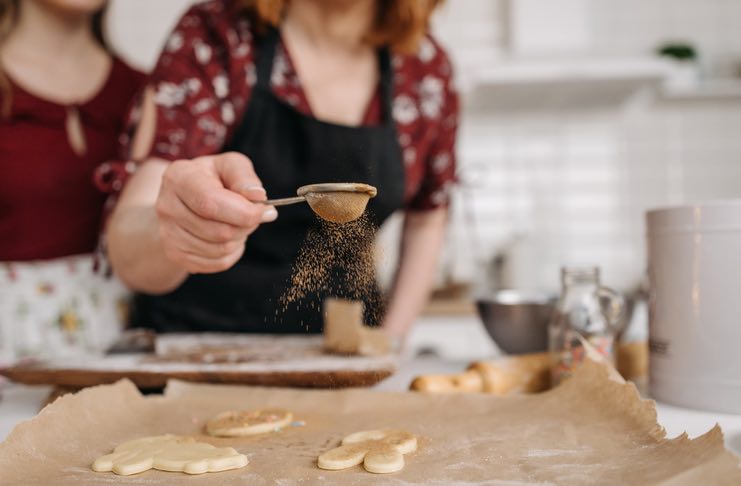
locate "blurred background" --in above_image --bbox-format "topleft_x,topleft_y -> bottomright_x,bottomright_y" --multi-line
105,0 -> 741,356
431,0 -> 741,297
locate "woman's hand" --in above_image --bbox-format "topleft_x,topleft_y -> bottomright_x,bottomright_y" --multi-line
155,152 -> 277,274
107,88 -> 277,293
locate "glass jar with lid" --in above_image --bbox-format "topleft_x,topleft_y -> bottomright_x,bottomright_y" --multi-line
549,266 -> 625,385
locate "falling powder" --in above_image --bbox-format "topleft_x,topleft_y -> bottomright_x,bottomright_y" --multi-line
279,213 -> 384,327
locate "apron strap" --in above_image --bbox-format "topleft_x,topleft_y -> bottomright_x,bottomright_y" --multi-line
255,28 -> 280,91
255,27 -> 395,124
378,47 -> 394,124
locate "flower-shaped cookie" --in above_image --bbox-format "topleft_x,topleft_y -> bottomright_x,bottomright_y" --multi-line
92,434 -> 248,476
318,429 -> 417,474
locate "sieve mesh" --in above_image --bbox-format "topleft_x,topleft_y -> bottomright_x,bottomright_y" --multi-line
305,192 -> 370,223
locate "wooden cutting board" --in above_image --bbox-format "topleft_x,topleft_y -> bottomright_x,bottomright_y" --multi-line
0,334 -> 397,389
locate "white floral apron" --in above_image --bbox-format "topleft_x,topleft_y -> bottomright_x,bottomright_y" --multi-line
0,254 -> 128,365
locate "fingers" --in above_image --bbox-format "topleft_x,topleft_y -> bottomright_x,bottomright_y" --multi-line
214,153 -> 276,221
159,193 -> 247,244
178,249 -> 246,274
157,195 -> 247,273
166,158 -> 264,228
215,152 -> 267,201
160,177 -> 276,238
159,223 -> 246,273
260,205 -> 278,223
155,153 -> 279,274
166,222 -> 246,259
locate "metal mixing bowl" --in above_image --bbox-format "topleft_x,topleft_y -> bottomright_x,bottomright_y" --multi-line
476,290 -> 556,354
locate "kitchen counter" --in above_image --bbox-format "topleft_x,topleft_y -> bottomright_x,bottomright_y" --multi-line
2,355 -> 741,456
2,317 -> 740,455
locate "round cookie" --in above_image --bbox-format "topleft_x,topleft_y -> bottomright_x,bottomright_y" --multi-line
206,408 -> 293,437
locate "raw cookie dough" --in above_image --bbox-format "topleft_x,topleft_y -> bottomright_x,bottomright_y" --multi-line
206,408 -> 293,437
318,429 -> 417,474
323,299 -> 390,356
91,434 -> 248,476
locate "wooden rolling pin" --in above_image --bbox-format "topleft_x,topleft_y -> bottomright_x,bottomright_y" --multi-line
410,341 -> 649,395
410,352 -> 552,395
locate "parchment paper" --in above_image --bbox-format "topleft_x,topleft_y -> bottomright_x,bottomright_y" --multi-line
1,361 -> 739,485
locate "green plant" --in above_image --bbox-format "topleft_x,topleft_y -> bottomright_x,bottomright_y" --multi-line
657,42 -> 698,61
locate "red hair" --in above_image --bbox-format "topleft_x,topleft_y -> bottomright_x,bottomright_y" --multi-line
238,0 -> 443,54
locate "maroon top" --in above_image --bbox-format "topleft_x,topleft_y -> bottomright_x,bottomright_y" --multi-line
111,0 -> 458,210
0,58 -> 144,261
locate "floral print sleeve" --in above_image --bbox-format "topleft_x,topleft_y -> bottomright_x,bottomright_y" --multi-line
143,2 -> 253,161
402,37 -> 459,210
393,36 -> 458,210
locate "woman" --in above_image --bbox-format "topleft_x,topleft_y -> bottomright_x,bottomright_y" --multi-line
105,0 -> 457,339
0,0 -> 144,361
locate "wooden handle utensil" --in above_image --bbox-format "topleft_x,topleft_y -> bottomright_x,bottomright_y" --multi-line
410,341 -> 649,395
410,352 -> 552,395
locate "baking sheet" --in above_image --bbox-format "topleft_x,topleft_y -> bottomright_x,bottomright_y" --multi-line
1,360 -> 739,485
0,335 -> 397,388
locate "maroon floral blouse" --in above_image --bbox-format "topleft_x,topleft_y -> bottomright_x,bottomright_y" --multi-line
1,58 -> 143,260
111,0 -> 458,209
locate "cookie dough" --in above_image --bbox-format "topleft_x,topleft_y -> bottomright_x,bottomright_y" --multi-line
206,408 -> 293,437
323,299 -> 390,356
91,434 -> 248,476
318,429 -> 417,474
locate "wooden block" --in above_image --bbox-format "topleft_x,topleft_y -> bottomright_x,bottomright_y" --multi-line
323,298 -> 390,356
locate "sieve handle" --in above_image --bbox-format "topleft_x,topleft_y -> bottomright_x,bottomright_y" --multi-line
259,196 -> 306,206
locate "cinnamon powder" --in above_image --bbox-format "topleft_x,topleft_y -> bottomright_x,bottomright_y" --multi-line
279,214 -> 382,328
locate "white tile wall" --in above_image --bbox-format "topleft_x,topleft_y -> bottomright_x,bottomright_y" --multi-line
429,0 -> 741,295
430,0 -> 505,90
106,0 -> 196,71
442,97 -> 741,295
507,0 -> 592,54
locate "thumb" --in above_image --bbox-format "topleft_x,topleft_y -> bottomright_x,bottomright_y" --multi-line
213,151 -> 267,201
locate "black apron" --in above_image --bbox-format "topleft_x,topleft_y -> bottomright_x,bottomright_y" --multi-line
131,29 -> 405,333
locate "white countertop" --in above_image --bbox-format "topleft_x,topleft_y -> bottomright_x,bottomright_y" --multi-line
2,356 -> 741,456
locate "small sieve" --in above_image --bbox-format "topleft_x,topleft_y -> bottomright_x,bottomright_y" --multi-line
260,183 -> 377,223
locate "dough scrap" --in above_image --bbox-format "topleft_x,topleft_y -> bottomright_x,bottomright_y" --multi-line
91,434 -> 248,476
206,408 -> 293,437
323,299 -> 390,356
318,429 -> 417,474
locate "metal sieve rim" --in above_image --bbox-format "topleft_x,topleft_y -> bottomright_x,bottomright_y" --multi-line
296,183 -> 377,198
